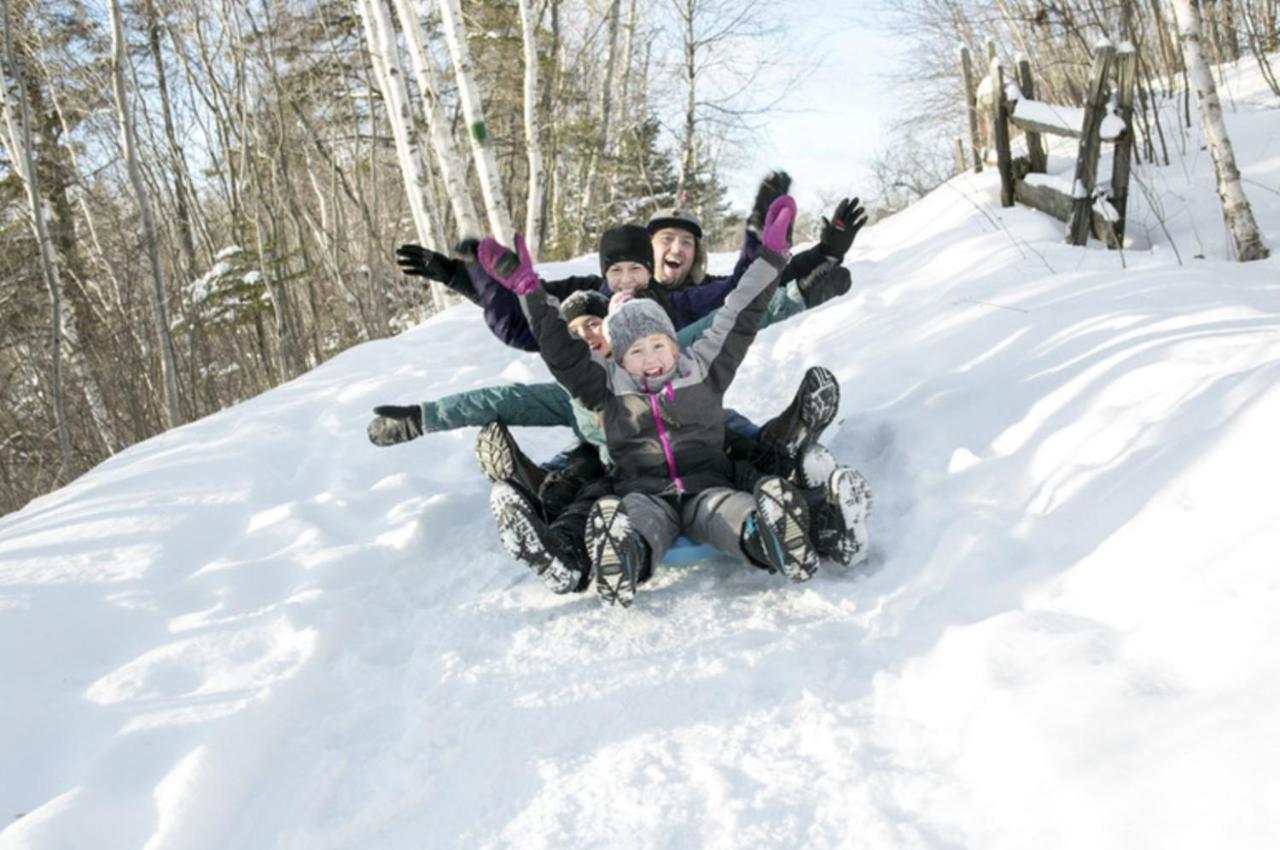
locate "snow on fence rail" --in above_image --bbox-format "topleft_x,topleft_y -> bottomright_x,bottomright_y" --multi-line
959,40 -> 1137,249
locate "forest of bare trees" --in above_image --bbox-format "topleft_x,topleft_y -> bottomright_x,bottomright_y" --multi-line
2,0 -> 1277,513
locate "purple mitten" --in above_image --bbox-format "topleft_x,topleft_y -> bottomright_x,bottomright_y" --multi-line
760,195 -> 796,254
477,234 -> 540,294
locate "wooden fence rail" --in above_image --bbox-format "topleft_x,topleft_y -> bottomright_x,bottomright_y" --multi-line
960,40 -> 1138,248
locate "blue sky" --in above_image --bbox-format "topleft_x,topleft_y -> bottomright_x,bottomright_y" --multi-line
718,2 -> 905,215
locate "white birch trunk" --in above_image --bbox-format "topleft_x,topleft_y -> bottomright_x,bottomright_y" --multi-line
389,0 -> 483,238
110,0 -> 184,428
1170,0 -> 1270,261
577,0 -> 622,253
437,0 -> 515,243
516,0 -> 545,254
354,0 -> 450,311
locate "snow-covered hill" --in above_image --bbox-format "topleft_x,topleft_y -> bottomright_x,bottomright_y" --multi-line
3,57 -> 1279,850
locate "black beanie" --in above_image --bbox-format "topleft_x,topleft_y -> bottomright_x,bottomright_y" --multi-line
598,225 -> 654,275
559,290 -> 610,324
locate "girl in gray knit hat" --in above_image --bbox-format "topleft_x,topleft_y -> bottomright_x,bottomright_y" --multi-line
478,196 -> 831,608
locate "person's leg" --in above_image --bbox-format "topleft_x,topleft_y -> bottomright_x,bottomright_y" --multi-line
680,487 -> 757,562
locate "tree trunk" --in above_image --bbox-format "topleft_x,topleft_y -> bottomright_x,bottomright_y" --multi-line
516,0 -> 546,255
437,0 -> 514,243
677,0 -> 696,201
389,0 -> 484,239
354,0 -> 449,312
1169,0 -> 1270,261
109,0 -> 184,428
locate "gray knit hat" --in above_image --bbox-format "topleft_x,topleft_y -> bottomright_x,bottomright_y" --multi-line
559,290 -> 610,324
604,299 -> 677,361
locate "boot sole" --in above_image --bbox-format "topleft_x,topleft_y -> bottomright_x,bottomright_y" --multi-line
791,367 -> 840,455
587,497 -> 644,607
490,483 -> 581,593
754,477 -> 818,582
829,468 -> 872,566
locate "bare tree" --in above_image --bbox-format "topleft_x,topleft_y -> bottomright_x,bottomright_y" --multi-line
516,0 -> 546,253
437,0 -> 514,242
1169,0 -> 1270,261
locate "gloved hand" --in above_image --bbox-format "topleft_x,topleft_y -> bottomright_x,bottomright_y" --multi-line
818,197 -> 867,261
395,244 -> 458,283
477,234 -> 540,295
760,195 -> 796,254
797,263 -> 852,308
748,170 -> 792,232
453,238 -> 480,262
367,404 -> 424,447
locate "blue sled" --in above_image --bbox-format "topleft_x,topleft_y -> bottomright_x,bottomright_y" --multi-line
662,536 -> 719,565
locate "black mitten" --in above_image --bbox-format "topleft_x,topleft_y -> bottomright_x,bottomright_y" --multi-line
797,264 -> 852,308
395,244 -> 458,283
367,404 -> 424,447
818,197 -> 868,260
748,170 -> 792,232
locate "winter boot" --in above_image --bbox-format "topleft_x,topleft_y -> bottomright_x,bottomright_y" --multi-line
761,366 -> 840,462
490,482 -> 586,594
475,421 -> 547,502
795,442 -> 838,490
810,467 -> 872,566
742,476 -> 819,582
585,496 -> 650,608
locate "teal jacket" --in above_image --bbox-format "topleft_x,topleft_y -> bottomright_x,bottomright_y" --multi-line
419,280 -> 811,452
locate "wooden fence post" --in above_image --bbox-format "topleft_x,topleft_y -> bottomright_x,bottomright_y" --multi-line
991,57 -> 1014,207
1111,45 -> 1138,245
1017,58 -> 1048,173
1067,43 -> 1116,246
960,46 -> 983,172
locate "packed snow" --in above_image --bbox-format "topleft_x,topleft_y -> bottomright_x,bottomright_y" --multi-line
3,54 -> 1279,850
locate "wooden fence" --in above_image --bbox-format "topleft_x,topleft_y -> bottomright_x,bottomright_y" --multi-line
961,41 -> 1138,248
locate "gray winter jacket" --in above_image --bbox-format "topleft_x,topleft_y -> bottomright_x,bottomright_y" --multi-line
519,250 -> 788,497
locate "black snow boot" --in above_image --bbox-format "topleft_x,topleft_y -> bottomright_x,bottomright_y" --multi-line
809,467 -> 872,566
585,496 -> 650,608
490,482 -> 587,593
760,366 -> 840,463
475,421 -> 547,504
742,476 -> 819,582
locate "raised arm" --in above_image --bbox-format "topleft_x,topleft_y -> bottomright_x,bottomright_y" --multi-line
478,235 -> 612,412
687,196 -> 795,393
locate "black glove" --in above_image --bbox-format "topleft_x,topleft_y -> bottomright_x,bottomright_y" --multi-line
748,170 -> 792,232
395,244 -> 459,283
797,263 -> 852,308
818,197 -> 867,260
367,404 -> 424,447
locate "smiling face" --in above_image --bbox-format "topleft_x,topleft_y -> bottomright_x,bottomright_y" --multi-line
604,261 -> 651,294
620,333 -> 678,378
568,314 -> 610,357
650,227 -> 697,286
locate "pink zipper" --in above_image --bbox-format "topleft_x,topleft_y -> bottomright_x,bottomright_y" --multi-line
645,379 -> 686,494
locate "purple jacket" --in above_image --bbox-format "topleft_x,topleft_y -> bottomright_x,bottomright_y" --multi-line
470,229 -> 825,353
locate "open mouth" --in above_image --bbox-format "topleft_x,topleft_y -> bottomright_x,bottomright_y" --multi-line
663,258 -> 683,270
644,366 -> 665,377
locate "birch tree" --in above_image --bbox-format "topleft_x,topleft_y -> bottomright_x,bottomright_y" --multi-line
437,0 -> 514,243
1169,0 -> 1270,261
109,0 -> 184,427
516,0 -> 545,252
389,0 -> 483,237
354,0 -> 450,310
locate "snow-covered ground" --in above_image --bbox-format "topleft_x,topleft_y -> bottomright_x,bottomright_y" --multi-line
3,56 -> 1279,850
